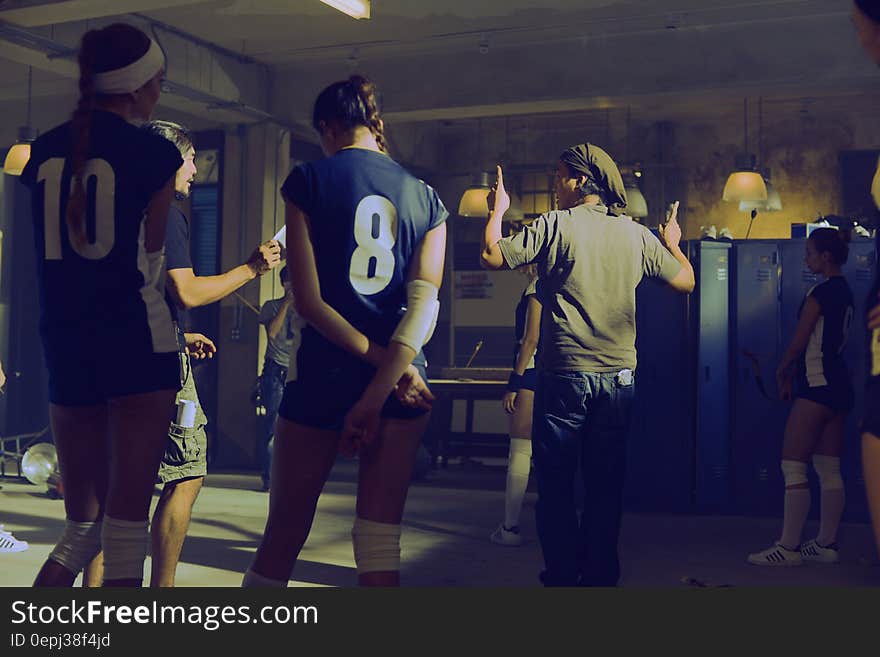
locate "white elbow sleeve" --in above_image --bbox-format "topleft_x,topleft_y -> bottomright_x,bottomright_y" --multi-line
391,280 -> 440,352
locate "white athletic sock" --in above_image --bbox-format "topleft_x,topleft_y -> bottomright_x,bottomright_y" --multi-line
242,568 -> 287,588
504,438 -> 532,529
780,488 -> 811,549
818,487 -> 845,546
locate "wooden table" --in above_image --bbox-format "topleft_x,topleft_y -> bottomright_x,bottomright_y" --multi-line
425,378 -> 507,467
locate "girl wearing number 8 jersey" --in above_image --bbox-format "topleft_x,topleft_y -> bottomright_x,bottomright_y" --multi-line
20,23 -> 182,586
245,76 -> 447,587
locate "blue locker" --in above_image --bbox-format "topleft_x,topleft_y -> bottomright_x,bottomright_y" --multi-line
730,241 -> 786,515
694,242 -> 733,510
626,240 -> 732,512
627,275 -> 693,512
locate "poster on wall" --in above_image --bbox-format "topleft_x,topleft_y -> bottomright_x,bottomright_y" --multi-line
454,271 -> 494,299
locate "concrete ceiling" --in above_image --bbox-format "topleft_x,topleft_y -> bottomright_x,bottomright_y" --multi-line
0,0 -> 878,141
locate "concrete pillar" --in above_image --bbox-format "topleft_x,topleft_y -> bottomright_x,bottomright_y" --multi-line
213,122 -> 289,468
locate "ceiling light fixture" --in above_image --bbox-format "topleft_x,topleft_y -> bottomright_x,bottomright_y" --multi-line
319,0 -> 370,20
722,99 -> 767,203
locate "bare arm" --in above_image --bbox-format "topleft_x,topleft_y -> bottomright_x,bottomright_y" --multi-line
357,222 -> 447,410
266,295 -> 293,340
481,165 -> 509,270
168,265 -> 255,310
657,202 -> 695,294
285,200 -> 386,367
778,296 -> 822,374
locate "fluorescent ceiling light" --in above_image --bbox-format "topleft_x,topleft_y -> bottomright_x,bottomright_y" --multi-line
320,0 -> 370,20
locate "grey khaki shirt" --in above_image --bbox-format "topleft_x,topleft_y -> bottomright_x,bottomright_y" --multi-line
497,204 -> 682,372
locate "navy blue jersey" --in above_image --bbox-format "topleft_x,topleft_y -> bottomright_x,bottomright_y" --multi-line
20,110 -> 182,353
281,147 -> 447,370
164,205 -> 192,327
512,277 -> 540,370
799,276 -> 854,388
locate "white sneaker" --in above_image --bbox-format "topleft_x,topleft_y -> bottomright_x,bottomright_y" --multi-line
490,524 -> 522,547
800,539 -> 840,564
0,525 -> 28,553
747,542 -> 802,566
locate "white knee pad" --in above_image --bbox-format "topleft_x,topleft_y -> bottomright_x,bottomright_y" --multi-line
781,459 -> 808,487
101,517 -> 149,582
812,455 -> 844,491
351,517 -> 401,575
48,520 -> 102,575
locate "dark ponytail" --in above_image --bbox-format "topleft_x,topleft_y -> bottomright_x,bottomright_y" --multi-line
66,23 -> 151,247
809,227 -> 851,266
312,74 -> 388,154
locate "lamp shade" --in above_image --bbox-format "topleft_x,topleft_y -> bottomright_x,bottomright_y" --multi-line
506,192 -> 525,222
722,171 -> 767,203
739,181 -> 782,212
3,142 -> 31,176
625,185 -> 648,218
458,171 -> 493,217
4,126 -> 38,176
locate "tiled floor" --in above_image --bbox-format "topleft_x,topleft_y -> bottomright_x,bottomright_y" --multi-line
2,459 -> 879,587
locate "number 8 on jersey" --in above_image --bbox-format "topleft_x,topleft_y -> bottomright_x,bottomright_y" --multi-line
349,194 -> 398,296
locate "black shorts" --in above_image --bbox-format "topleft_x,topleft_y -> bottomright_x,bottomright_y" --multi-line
863,378 -> 880,437
794,377 -> 854,414
43,329 -> 180,406
278,354 -> 430,431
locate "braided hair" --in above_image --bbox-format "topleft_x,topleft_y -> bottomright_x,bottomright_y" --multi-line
312,74 -> 388,154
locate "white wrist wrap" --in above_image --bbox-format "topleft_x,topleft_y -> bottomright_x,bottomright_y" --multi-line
391,280 -> 439,352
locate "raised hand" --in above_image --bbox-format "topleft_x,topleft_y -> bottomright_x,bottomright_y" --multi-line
658,201 -> 682,249
486,165 -> 511,217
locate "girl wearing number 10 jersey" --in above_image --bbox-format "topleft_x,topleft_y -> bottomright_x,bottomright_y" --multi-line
245,76 -> 448,587
20,23 -> 182,587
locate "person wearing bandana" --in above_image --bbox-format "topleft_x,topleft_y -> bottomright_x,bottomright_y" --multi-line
480,144 -> 695,586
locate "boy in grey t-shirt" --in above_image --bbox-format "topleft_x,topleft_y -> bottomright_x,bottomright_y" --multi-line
480,143 -> 695,586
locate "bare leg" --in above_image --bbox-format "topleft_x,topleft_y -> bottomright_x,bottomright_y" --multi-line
249,418 -> 339,582
82,553 -> 103,587
150,476 -> 204,587
813,413 -> 846,546
356,415 -> 429,586
777,399 -> 834,549
103,390 -> 176,587
34,403 -> 108,587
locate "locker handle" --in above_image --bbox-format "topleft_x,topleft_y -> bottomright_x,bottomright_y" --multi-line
705,366 -> 711,382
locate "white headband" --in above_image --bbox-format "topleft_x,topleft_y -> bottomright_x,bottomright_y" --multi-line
92,39 -> 165,95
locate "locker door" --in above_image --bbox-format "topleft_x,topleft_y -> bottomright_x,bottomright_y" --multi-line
626,276 -> 693,512
731,241 -> 785,515
695,242 -> 732,510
